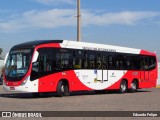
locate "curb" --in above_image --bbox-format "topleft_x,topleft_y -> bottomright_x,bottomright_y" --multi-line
156,86 -> 160,88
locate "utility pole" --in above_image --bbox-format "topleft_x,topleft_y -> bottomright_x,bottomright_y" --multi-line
77,0 -> 81,42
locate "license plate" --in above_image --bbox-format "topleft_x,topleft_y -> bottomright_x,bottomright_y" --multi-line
10,87 -> 15,90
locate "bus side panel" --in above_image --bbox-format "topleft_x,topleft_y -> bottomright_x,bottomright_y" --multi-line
38,70 -> 92,93
37,69 -> 157,93
107,69 -> 157,90
38,75 -> 58,93
139,69 -> 157,88
106,70 -> 140,90
38,72 -> 68,93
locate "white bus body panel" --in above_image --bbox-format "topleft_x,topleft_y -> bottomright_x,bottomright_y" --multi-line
60,40 -> 141,54
74,70 -> 127,90
3,79 -> 38,93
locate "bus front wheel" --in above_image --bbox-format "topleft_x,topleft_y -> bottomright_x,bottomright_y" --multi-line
56,81 -> 69,97
119,80 -> 128,93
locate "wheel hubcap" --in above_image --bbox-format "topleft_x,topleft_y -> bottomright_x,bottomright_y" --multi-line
121,83 -> 126,92
61,85 -> 65,93
131,83 -> 136,91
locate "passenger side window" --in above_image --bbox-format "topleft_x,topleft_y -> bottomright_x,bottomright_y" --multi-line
38,49 -> 52,72
82,52 -> 88,69
56,49 -> 73,69
31,48 -> 52,80
102,56 -> 108,69
140,56 -> 149,71
148,56 -> 156,70
90,54 -> 95,69
96,54 -> 102,69
73,50 -> 82,69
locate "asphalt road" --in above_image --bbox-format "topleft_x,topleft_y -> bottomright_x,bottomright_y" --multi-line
0,85 -> 160,120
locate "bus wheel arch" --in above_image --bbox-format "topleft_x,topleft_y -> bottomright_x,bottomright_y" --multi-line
130,79 -> 138,93
119,79 -> 128,93
56,79 -> 70,97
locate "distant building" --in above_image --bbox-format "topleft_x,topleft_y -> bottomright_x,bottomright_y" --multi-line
0,58 -> 4,66
0,58 -> 4,74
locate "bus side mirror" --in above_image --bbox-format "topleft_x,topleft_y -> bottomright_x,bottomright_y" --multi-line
32,51 -> 39,63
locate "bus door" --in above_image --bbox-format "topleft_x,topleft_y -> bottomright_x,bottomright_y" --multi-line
140,56 -> 149,81
96,55 -> 108,82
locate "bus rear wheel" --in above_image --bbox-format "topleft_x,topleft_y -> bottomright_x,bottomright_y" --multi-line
119,80 -> 127,93
130,80 -> 138,93
56,81 -> 69,97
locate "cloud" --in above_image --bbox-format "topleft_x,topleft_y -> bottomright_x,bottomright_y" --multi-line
0,9 -> 76,32
0,9 -> 14,13
83,11 -> 160,26
0,9 -> 159,32
34,0 -> 75,5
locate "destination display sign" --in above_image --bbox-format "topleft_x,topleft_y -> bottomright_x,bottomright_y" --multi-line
83,47 -> 116,52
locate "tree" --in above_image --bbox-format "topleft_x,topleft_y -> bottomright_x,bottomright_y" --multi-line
0,48 -> 2,55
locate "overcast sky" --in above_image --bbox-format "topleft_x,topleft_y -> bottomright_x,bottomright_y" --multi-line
0,0 -> 160,59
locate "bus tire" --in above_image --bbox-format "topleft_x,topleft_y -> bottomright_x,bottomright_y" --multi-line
32,92 -> 41,98
56,81 -> 69,97
119,80 -> 127,93
130,80 -> 138,93
95,90 -> 106,94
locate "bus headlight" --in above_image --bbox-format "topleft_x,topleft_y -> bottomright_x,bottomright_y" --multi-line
21,76 -> 30,86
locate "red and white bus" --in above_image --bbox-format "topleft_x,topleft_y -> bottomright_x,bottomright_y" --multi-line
3,40 -> 158,97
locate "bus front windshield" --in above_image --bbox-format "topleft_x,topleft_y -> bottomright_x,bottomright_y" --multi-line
5,49 -> 32,81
